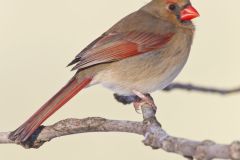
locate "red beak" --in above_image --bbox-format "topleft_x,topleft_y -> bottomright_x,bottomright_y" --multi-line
180,5 -> 200,21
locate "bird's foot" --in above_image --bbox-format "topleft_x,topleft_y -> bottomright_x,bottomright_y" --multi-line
113,91 -> 156,113
132,90 -> 157,112
113,94 -> 140,105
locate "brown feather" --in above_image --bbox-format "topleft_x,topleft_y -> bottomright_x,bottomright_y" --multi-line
70,31 -> 174,71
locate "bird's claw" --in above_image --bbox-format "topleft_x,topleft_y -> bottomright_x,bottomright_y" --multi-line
132,90 -> 157,112
133,101 -> 143,114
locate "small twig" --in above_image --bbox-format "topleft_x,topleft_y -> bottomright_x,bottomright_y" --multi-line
164,83 -> 240,95
0,132 -> 12,143
1,100 -> 240,159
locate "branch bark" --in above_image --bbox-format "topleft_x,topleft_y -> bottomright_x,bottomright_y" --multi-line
1,103 -> 240,160
164,83 -> 240,95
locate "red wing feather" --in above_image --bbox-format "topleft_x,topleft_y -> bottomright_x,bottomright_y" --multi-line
69,31 -> 174,70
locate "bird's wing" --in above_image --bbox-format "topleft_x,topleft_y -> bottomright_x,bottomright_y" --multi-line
68,31 -> 174,70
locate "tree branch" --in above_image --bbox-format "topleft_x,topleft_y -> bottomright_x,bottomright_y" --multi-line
1,102 -> 240,160
164,83 -> 240,95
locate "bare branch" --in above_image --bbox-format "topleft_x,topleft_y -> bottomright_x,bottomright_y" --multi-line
1,102 -> 240,160
164,83 -> 240,95
0,132 -> 12,143
1,118 -> 146,149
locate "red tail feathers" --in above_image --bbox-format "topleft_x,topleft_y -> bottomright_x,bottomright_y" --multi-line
9,76 -> 92,142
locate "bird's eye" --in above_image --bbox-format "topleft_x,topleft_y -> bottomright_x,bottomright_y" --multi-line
168,4 -> 177,11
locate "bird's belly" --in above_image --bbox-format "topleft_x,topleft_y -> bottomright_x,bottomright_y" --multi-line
91,48 -> 190,96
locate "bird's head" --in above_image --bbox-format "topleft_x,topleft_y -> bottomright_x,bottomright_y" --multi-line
142,0 -> 200,27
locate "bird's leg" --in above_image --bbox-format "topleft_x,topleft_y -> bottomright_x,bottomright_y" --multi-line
132,90 -> 157,112
113,94 -> 140,105
113,92 -> 156,113
113,93 -> 142,113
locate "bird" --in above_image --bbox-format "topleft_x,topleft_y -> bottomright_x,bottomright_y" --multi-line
9,0 -> 199,143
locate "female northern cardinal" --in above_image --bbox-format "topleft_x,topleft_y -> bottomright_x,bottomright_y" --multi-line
9,0 -> 199,142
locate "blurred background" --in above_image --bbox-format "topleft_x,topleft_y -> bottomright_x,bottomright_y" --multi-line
0,0 -> 239,159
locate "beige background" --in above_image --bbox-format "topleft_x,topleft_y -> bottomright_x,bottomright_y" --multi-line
0,0 -> 240,159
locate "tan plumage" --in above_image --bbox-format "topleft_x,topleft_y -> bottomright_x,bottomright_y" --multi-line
9,0 -> 199,142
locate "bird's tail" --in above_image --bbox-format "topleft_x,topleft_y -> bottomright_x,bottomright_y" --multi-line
9,76 -> 92,142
